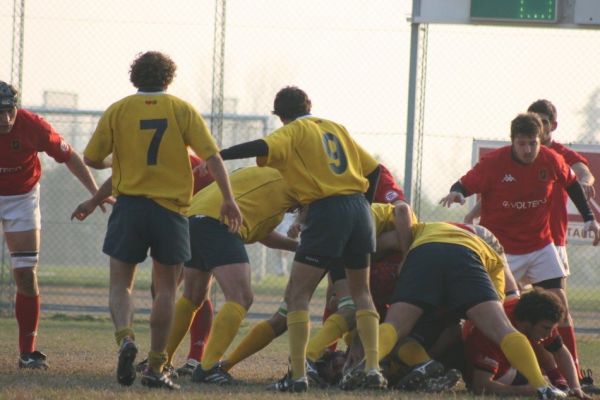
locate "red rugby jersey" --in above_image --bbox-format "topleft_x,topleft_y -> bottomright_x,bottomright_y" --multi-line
374,164 -> 405,204
0,109 -> 72,195
460,146 -> 575,254
189,154 -> 214,195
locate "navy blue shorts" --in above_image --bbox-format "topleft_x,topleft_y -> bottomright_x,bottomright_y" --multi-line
103,195 -> 190,265
295,193 -> 375,271
185,216 -> 249,270
391,243 -> 500,315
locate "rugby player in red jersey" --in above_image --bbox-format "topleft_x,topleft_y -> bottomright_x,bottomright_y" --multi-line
0,81 -> 101,370
441,114 -> 599,394
463,289 -> 590,399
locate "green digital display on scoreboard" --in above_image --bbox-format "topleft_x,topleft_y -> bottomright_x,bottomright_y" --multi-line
470,0 -> 557,23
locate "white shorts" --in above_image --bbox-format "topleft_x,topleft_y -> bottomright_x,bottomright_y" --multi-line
555,245 -> 570,276
0,184 -> 41,233
506,243 -> 566,285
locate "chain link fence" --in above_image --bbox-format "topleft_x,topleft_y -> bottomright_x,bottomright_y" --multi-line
1,1 -> 599,337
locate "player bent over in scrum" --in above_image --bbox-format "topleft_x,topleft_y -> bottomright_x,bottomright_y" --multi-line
162,167 -> 300,385
343,205 -> 568,399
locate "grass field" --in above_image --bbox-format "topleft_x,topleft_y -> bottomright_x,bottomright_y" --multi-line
1,315 -> 600,400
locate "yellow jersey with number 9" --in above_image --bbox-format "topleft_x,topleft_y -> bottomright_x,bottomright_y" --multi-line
84,92 -> 219,214
257,116 -> 378,204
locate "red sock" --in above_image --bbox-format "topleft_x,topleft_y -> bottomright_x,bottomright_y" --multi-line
558,326 -> 582,380
323,304 -> 338,352
187,299 -> 213,361
16,293 -> 40,354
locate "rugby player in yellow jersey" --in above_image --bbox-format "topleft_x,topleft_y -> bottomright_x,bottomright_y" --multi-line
82,51 -> 242,390
157,166 -> 300,385
215,202 -> 410,389
220,86 -> 384,392
341,204 -> 567,399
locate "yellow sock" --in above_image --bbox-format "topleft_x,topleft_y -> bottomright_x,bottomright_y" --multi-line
396,338 -> 430,366
148,350 -> 168,374
306,313 -> 349,362
166,296 -> 200,364
114,327 -> 135,346
287,310 -> 310,380
223,320 -> 276,371
201,301 -> 246,370
356,309 -> 380,371
500,331 -> 546,388
378,322 -> 398,362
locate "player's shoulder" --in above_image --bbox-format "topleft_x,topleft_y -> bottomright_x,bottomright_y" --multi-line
549,140 -> 585,162
480,145 -> 511,163
16,109 -> 53,133
538,145 -> 566,165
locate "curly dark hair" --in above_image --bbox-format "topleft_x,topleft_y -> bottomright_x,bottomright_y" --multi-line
272,86 -> 312,120
528,99 -> 557,123
129,51 -> 177,90
510,112 -> 542,141
513,288 -> 564,326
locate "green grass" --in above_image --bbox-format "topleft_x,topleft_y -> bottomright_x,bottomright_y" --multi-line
33,265 -> 328,298
1,315 -> 599,399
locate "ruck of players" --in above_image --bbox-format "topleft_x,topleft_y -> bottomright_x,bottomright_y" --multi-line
3,50 -> 600,400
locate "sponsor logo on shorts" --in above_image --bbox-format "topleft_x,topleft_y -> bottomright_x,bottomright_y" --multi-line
305,256 -> 319,263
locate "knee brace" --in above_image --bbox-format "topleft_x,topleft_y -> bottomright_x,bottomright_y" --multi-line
11,251 -> 39,269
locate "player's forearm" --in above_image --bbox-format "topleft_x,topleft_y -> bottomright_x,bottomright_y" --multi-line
220,139 -> 268,160
91,177 -> 113,205
566,182 -> 594,221
65,152 -> 100,195
554,346 -> 581,391
260,231 -> 298,252
450,180 -> 469,197
472,374 -> 535,396
205,153 -> 236,202
394,203 -> 414,254
364,165 -> 381,204
572,162 -> 595,186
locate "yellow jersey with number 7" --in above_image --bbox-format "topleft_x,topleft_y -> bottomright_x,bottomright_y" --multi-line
84,92 -> 219,214
257,116 -> 377,204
